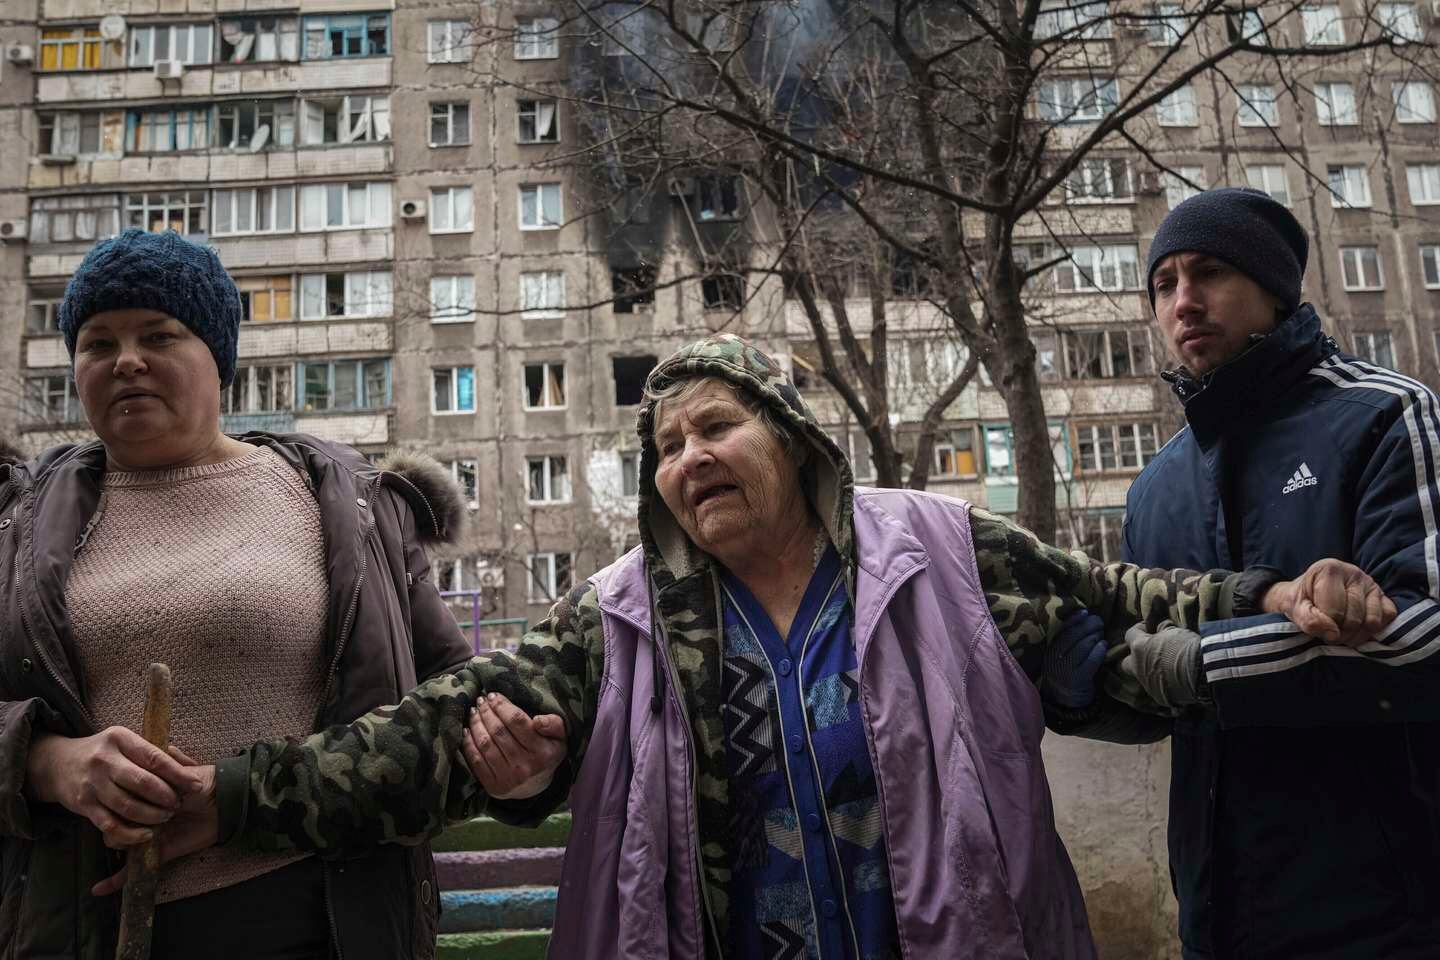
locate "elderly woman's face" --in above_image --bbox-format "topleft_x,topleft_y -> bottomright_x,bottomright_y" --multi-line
653,380 -> 801,558
73,309 -> 223,469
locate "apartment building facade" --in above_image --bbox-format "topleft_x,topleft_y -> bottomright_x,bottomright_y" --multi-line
0,0 -> 1437,640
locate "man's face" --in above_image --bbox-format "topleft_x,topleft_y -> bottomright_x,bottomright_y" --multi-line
1151,252 -> 1284,376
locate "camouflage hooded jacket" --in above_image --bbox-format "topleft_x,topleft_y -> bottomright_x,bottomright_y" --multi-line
217,336 -> 1252,952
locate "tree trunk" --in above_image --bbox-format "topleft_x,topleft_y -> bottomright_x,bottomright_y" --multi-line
990,278 -> 1058,542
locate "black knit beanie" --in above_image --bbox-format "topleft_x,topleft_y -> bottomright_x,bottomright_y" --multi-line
1146,187 -> 1308,311
57,229 -> 241,387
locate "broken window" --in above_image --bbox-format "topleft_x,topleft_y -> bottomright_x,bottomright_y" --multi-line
38,112 -> 102,155
235,275 -> 293,322
302,14 -> 390,60
524,362 -> 567,409
695,175 -> 741,220
526,455 -> 571,502
701,273 -> 745,311
217,99 -> 296,151
613,355 -> 657,406
127,108 -> 210,152
612,266 -> 656,313
27,289 -> 64,333
299,271 -> 393,319
516,99 -> 559,143
225,364 -> 294,413
301,96 -> 390,145
24,376 -> 81,423
430,102 -> 470,146
219,17 -> 299,63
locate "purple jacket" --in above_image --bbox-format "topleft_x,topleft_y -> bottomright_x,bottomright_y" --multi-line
550,488 -> 1095,960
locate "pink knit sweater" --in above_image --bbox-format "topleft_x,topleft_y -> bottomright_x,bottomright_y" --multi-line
67,446 -> 329,903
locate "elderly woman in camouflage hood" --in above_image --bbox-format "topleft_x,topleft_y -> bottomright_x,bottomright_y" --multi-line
152,335 -> 1389,960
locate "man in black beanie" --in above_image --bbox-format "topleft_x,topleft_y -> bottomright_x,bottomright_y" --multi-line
1084,187 -> 1440,958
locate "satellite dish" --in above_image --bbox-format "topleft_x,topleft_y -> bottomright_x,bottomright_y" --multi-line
249,123 -> 270,152
99,15 -> 127,41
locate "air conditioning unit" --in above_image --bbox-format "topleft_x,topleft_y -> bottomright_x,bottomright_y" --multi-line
5,44 -> 34,66
153,60 -> 185,80
399,199 -> 427,220
667,176 -> 696,197
1136,171 -> 1163,195
0,219 -> 28,241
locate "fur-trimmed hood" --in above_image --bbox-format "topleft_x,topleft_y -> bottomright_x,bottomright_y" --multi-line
376,452 -> 466,547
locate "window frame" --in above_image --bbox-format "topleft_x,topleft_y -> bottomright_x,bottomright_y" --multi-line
431,365 -> 477,415
129,23 -> 214,68
1053,243 -> 1141,293
38,27 -> 106,73
1393,81 -> 1437,123
428,19 -> 472,63
429,274 -> 476,323
215,98 -> 297,151
1315,81 -> 1360,126
1301,5 -> 1345,45
1420,243 -> 1440,288
297,181 -> 392,232
1353,331 -> 1397,368
1327,165 -> 1373,208
124,190 -> 208,235
217,16 -> 300,64
449,458 -> 479,508
525,454 -> 572,504
23,374 -> 83,424
211,186 -> 296,237
523,361 -> 567,410
429,102 -> 471,147
429,185 -> 475,234
1407,163 -> 1440,205
1237,84 -> 1279,127
301,14 -> 391,61
526,551 -> 572,604
1245,164 -> 1291,205
1339,245 -> 1385,291
1156,85 -> 1199,127
514,17 -> 560,60
518,182 -> 563,230
516,99 -> 560,144
29,194 -> 122,244
235,275 -> 294,323
298,358 -> 390,412
224,362 -> 296,413
520,270 -> 566,319
298,270 -> 393,320
1074,421 -> 1161,474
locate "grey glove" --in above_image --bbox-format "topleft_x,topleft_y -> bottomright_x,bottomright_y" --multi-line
1116,621 -> 1211,713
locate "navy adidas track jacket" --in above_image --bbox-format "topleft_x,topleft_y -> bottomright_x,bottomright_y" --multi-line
1122,305 -> 1440,959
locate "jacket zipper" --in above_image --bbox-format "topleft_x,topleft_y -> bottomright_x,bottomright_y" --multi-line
317,478 -> 379,716
14,554 -> 95,732
323,860 -> 345,960
383,471 -> 442,539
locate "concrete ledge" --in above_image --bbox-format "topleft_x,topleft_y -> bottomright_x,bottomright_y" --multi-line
432,814 -> 571,853
437,930 -> 550,960
439,888 -> 558,934
436,848 -> 565,890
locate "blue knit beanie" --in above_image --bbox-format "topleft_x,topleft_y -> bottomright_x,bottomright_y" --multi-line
57,229 -> 241,387
1146,187 -> 1308,311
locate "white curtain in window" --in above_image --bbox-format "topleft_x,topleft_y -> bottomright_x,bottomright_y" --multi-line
536,102 -> 556,139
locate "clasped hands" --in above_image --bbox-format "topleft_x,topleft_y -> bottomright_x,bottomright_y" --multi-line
22,692 -> 569,897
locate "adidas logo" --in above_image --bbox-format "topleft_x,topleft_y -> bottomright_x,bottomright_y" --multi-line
1282,462 -> 1318,495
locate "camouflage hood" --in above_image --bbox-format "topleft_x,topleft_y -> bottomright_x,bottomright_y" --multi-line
634,334 -> 857,586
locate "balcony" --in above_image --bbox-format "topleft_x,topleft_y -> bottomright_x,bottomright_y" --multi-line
222,412 -> 296,434
36,59 -> 392,105
238,320 -> 391,359
28,143 -> 393,190
28,228 -> 394,278
24,336 -> 69,370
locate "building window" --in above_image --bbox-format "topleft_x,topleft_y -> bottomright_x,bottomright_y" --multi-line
701,273 -> 745,311
1353,331 -> 1397,368
1076,422 -> 1160,473
38,27 -> 106,72
126,191 -> 207,235
1064,158 -> 1133,203
26,291 -> 64,334
1340,246 -> 1384,290
430,102 -> 470,146
300,359 -> 390,412
125,108 -> 210,153
212,187 -> 295,236
1156,85 -> 1199,126
1163,167 -> 1205,209
1302,5 -> 1344,45
1421,244 -> 1440,288
225,363 -> 295,413
298,182 -> 392,231
449,459 -> 479,508
432,366 -> 476,414
428,20 -> 472,63
430,186 -> 475,234
1035,0 -> 1111,39
1057,509 -> 1127,563
613,355 -> 657,406
1315,82 -> 1359,125
301,96 -> 390,145
524,362 -> 567,409
236,275 -> 293,323
1237,84 -> 1278,126
218,17 -> 300,63
1328,165 -> 1372,208
1408,163 -> 1440,205
302,14 -> 390,59
1245,164 -> 1291,205
934,427 -> 978,478
299,271 -> 392,320
612,266 -> 657,313
517,99 -> 559,143
514,17 -> 560,59
620,452 -> 640,496
521,271 -> 566,318
1053,244 -> 1140,292
1062,327 -> 1155,379
38,112 -> 101,156
1377,2 -> 1422,42
526,552 -> 572,603
1393,82 -> 1436,123
1036,77 -> 1119,123
519,183 -> 562,230
23,375 -> 82,423
430,275 -> 475,322
526,455 -> 571,503
216,99 -> 296,151
129,24 -> 213,67
1147,2 -> 1185,45
696,176 -> 742,220
29,194 -> 121,243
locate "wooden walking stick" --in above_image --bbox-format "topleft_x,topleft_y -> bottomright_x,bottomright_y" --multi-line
115,663 -> 172,960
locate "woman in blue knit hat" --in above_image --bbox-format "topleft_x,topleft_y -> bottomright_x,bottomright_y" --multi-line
0,230 -> 564,960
